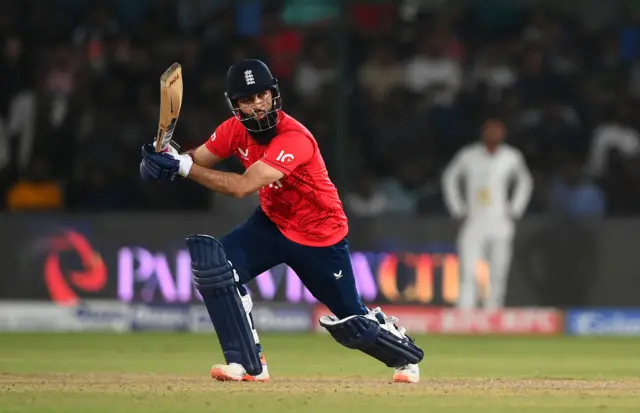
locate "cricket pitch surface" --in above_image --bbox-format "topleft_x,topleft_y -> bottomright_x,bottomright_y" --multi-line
1,333 -> 639,412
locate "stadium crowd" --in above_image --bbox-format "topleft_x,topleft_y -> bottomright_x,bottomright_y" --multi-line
1,0 -> 640,217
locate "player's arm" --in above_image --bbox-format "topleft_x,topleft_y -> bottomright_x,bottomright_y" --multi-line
509,151 -> 533,219
143,122 -> 237,182
187,131 -> 313,197
187,161 -> 284,198
184,124 -> 235,168
441,148 -> 468,219
185,144 -> 224,168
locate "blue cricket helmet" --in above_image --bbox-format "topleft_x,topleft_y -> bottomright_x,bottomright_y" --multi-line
224,59 -> 282,132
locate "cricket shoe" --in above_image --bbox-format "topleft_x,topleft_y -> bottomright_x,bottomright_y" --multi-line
210,354 -> 270,382
393,363 -> 420,384
368,308 -> 420,384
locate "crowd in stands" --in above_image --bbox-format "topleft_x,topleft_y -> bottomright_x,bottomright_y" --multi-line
1,0 -> 640,218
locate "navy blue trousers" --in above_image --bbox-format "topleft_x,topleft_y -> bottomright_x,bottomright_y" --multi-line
220,208 -> 368,319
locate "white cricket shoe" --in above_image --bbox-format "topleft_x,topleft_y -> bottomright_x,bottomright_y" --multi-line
368,308 -> 421,384
210,354 -> 270,382
393,363 -> 420,384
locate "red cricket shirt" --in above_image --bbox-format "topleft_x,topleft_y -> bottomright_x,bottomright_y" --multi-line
205,111 -> 348,247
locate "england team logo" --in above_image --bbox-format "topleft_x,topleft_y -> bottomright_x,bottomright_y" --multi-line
244,70 -> 255,85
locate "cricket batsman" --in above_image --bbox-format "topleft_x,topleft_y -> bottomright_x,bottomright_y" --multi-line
139,59 -> 423,383
441,118 -> 533,310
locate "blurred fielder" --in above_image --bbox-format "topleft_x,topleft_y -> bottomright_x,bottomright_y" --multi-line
442,118 -> 533,310
139,60 -> 423,383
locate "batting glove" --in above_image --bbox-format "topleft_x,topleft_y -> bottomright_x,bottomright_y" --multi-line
164,150 -> 193,177
150,140 -> 193,177
140,143 -> 180,182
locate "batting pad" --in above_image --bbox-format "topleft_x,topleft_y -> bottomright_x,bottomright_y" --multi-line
186,234 -> 263,376
319,313 -> 424,368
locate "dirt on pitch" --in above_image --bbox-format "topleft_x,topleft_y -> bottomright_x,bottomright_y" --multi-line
1,373 -> 639,397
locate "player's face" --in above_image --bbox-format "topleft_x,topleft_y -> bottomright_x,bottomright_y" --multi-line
237,89 -> 273,120
482,121 -> 506,147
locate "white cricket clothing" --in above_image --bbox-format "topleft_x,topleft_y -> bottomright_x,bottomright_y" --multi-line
441,143 -> 533,309
586,123 -> 640,177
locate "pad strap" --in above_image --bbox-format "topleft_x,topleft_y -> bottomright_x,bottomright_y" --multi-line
319,313 -> 423,368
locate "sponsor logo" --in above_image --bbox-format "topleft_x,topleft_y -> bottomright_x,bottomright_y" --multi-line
130,304 -> 189,331
189,303 -> 311,333
252,304 -> 311,332
567,310 -> 640,336
188,305 -> 215,333
431,308 -> 562,335
313,305 -> 562,335
74,300 -> 130,332
117,248 -> 488,305
43,230 -> 107,305
168,73 -> 180,87
0,302 -> 76,331
275,150 -> 294,163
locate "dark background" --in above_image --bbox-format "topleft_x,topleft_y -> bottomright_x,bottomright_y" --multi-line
2,0 -> 640,217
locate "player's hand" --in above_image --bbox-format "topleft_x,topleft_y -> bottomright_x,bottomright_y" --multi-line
163,149 -> 193,177
152,139 -> 192,177
153,139 -> 180,156
140,143 -> 180,182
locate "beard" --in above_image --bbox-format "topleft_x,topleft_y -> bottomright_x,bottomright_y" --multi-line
247,120 -> 278,144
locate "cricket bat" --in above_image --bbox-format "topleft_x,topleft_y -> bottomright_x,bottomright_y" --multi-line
155,62 -> 183,152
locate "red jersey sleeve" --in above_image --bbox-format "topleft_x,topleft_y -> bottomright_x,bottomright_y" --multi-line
204,119 -> 235,159
262,132 -> 315,175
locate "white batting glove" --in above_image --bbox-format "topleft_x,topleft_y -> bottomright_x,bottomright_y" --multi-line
152,139 -> 192,177
166,151 -> 193,177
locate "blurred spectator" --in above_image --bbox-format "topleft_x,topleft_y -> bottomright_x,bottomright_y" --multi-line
468,42 -> 516,104
0,35 -> 36,179
293,38 -> 336,100
177,0 -> 230,33
259,8 -> 303,82
281,0 -> 340,27
357,40 -> 405,103
550,157 -> 606,217
5,157 -> 62,211
363,88 -> 430,177
72,4 -> 120,73
377,160 -> 431,215
350,1 -> 397,38
405,31 -> 463,107
344,172 -> 392,218
586,102 -> 640,178
0,0 -> 639,217
514,48 -> 560,108
66,162 -> 139,211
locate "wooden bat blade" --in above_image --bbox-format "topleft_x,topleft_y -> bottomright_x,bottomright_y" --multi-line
156,62 -> 183,152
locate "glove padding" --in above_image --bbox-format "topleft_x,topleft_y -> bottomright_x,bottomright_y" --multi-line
140,143 -> 180,182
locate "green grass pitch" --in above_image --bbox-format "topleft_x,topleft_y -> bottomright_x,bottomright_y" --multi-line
1,333 -> 639,412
